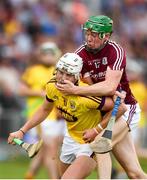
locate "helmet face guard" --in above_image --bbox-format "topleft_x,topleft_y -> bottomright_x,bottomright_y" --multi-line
83,15 -> 113,38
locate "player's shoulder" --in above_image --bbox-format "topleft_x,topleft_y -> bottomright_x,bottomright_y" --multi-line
46,77 -> 57,96
75,44 -> 86,55
81,95 -> 102,103
29,64 -> 43,70
48,66 -> 55,72
25,64 -> 45,74
46,76 -> 56,85
106,40 -> 125,59
21,64 -> 40,79
107,40 -> 124,51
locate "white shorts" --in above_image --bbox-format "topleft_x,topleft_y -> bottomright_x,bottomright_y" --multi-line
24,128 -> 39,143
122,103 -> 141,130
60,127 -> 93,164
41,119 -> 65,137
24,119 -> 65,143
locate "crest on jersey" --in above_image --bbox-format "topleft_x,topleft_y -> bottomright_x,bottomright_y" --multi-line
70,100 -> 76,111
53,95 -> 58,100
102,57 -> 108,65
88,61 -> 93,65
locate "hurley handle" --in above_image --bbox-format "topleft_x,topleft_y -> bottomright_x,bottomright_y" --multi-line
13,138 -> 24,146
111,96 -> 121,116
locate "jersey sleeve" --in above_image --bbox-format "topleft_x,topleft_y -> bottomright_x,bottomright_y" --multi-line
83,96 -> 105,110
45,83 -> 55,102
108,42 -> 126,71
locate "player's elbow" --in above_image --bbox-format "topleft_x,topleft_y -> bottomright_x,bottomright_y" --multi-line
107,87 -> 116,96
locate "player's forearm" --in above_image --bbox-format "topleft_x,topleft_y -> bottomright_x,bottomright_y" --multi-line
75,81 -> 116,96
100,103 -> 127,127
116,103 -> 127,119
95,102 -> 127,133
100,111 -> 112,128
19,89 -> 43,97
19,84 -> 44,97
94,111 -> 112,133
20,106 -> 50,133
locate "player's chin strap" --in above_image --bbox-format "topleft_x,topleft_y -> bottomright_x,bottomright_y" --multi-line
85,41 -> 108,54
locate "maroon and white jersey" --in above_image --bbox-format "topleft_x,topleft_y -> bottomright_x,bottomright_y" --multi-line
75,40 -> 137,105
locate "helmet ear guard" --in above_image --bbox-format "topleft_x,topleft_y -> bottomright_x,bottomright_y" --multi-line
99,32 -> 105,39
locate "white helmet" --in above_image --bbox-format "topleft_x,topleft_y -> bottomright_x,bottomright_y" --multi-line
56,53 -> 83,79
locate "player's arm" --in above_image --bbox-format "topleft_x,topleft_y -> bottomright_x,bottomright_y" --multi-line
56,68 -> 123,96
97,100 -> 127,132
8,98 -> 53,144
83,94 -> 127,143
99,91 -> 126,130
78,68 -> 123,96
18,81 -> 45,97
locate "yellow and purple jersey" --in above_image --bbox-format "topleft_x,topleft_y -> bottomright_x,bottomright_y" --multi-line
46,79 -> 105,144
21,64 -> 57,120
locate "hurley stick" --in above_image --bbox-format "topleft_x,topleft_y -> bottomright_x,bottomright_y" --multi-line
13,138 -> 43,158
90,95 -> 121,153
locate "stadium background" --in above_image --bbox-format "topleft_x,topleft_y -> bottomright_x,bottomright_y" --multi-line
0,0 -> 147,179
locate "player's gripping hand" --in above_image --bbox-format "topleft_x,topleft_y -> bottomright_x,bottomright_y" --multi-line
83,128 -> 98,143
8,130 -> 24,145
114,90 -> 126,103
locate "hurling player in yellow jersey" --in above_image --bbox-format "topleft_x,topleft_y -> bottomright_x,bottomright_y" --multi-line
127,59 -> 147,158
8,53 -> 126,179
18,42 -> 64,179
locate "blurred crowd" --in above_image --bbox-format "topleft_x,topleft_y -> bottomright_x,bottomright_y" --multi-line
0,0 -> 147,150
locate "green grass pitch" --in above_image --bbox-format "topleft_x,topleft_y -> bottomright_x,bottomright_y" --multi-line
0,155 -> 147,179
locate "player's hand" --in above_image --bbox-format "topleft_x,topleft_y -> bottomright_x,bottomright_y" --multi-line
114,90 -> 126,103
83,128 -> 98,143
55,80 -> 78,95
8,130 -> 24,145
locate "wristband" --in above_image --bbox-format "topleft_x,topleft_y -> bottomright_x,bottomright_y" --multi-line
98,123 -> 104,131
93,128 -> 99,135
19,129 -> 25,135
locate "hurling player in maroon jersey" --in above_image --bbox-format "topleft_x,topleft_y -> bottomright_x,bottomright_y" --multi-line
56,15 -> 147,179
